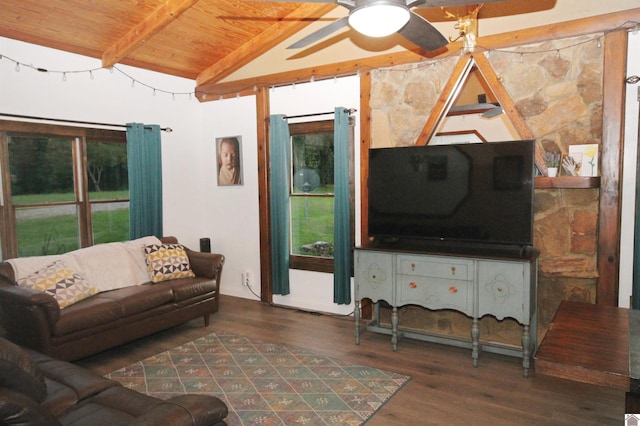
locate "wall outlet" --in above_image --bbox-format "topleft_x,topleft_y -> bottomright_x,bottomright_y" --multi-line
243,271 -> 251,288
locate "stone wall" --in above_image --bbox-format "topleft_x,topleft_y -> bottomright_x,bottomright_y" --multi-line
369,35 -> 603,346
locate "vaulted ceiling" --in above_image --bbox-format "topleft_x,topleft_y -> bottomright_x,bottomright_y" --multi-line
0,0 -> 638,99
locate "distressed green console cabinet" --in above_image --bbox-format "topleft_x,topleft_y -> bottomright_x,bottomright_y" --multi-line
354,245 -> 538,377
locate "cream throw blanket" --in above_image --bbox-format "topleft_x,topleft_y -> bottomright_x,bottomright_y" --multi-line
7,236 -> 162,293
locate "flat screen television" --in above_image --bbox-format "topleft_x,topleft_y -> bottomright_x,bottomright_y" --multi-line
367,140 -> 535,250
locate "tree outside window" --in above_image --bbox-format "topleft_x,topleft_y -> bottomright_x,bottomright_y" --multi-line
288,119 -> 354,273
0,122 -> 128,259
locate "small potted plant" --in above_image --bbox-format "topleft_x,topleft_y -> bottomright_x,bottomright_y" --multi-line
545,152 -> 561,177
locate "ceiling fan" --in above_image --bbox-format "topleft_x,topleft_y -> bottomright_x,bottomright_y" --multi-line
250,0 -> 504,51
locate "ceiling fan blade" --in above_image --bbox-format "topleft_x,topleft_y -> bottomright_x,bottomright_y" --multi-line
397,11 -> 447,51
287,16 -> 349,49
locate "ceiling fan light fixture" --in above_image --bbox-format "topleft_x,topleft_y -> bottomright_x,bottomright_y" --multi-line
348,0 -> 410,38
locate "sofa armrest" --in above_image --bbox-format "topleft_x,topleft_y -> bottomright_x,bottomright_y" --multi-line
130,394 -> 228,426
0,275 -> 59,353
158,236 -> 224,287
187,250 -> 225,280
0,388 -> 62,426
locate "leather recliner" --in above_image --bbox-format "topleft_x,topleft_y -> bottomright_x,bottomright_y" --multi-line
0,336 -> 228,425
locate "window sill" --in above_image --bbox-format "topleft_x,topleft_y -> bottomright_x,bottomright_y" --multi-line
289,255 -> 333,273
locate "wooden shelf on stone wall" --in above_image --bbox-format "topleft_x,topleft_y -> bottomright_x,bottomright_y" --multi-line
535,176 -> 600,189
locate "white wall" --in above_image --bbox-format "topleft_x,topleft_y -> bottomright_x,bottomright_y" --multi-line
3,32 -> 638,311
196,78 -> 360,314
0,38 -> 359,314
0,37 -> 206,248
619,31 -> 640,307
199,95 -> 261,302
270,78 -> 360,315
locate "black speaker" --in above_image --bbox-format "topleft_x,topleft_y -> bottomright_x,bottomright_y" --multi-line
199,237 -> 211,253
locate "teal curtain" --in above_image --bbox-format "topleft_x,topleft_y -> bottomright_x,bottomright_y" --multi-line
269,115 -> 291,295
126,123 -> 163,239
333,107 -> 351,304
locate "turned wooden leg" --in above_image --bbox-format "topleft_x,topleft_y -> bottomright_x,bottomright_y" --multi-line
391,306 -> 398,352
355,300 -> 361,345
471,318 -> 479,367
522,324 -> 531,378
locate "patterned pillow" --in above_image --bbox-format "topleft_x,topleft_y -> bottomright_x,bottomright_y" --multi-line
143,243 -> 195,283
17,260 -> 98,309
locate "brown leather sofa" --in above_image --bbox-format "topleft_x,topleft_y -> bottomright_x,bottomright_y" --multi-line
0,237 -> 224,361
0,336 -> 228,425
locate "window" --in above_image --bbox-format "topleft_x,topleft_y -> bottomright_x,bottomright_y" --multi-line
0,121 -> 128,259
288,119 -> 354,273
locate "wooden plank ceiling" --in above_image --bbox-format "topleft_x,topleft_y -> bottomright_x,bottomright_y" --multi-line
0,1 -> 565,89
0,0 -> 336,87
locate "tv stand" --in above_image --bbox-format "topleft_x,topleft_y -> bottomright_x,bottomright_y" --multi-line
354,245 -> 538,377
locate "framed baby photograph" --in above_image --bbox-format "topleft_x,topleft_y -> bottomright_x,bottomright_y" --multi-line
216,136 -> 243,186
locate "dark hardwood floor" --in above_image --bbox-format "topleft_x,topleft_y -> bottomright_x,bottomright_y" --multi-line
77,295 -> 625,425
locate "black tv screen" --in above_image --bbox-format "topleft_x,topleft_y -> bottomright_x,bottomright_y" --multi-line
367,140 -> 535,248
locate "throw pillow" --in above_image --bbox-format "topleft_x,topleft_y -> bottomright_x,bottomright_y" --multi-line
143,243 -> 195,283
17,260 -> 98,309
0,337 -> 47,402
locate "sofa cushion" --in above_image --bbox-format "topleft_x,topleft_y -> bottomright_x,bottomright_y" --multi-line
143,243 -> 195,283
0,337 -> 47,402
53,297 -> 122,336
95,283 -> 175,317
17,260 -> 98,309
29,350 -> 121,416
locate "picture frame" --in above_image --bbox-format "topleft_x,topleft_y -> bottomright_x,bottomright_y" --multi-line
563,144 -> 599,177
216,136 -> 243,186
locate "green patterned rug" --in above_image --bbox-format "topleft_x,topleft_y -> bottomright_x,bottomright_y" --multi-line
106,330 -> 410,425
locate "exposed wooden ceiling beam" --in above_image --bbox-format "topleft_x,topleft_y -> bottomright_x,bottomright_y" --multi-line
102,0 -> 201,68
196,7 -> 640,100
196,3 -> 337,88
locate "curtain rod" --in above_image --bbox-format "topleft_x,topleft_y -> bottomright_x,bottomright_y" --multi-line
283,108 -> 357,120
0,113 -> 173,132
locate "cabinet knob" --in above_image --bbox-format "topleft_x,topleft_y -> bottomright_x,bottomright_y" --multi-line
411,263 -> 416,271
409,282 -> 417,289
451,266 -> 456,275
449,286 -> 458,293
497,287 -> 503,292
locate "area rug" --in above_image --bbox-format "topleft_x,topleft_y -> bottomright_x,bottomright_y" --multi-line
106,330 -> 411,425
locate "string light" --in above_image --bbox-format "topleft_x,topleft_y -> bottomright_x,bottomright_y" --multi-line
0,19 -> 637,101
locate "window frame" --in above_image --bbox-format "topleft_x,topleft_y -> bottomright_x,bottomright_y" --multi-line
287,119 -> 355,273
0,120 -> 127,259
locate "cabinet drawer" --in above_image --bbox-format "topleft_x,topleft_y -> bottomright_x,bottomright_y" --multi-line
397,275 -> 473,316
398,255 -> 471,280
